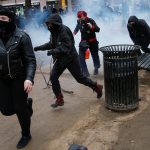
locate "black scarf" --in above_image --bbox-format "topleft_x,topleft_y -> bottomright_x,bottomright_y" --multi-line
0,21 -> 16,45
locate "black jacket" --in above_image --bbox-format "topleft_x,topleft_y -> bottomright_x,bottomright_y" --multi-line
127,16 -> 150,46
36,24 -> 78,68
74,17 -> 100,42
0,28 -> 36,83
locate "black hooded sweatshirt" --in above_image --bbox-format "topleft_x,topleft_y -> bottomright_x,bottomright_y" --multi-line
36,14 -> 78,67
127,16 -> 150,45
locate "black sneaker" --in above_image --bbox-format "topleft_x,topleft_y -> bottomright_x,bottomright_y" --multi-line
27,98 -> 33,116
16,135 -> 31,149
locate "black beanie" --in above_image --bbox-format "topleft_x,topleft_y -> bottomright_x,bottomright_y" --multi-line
0,5 -> 15,20
46,14 -> 62,25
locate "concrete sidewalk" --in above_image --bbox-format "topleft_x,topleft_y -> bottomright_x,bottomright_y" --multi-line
0,70 -> 150,150
112,70 -> 150,150
112,104 -> 150,150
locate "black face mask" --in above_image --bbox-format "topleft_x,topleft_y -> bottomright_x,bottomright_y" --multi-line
128,22 -> 136,29
47,24 -> 60,33
0,20 -> 15,35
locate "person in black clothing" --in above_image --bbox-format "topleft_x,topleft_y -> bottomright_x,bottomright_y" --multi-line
0,6 -> 36,149
127,16 -> 150,55
73,11 -> 100,76
34,14 -> 103,108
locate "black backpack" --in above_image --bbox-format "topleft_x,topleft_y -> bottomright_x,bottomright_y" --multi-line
68,144 -> 88,150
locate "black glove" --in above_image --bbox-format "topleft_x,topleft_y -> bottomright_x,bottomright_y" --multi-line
34,46 -> 40,51
47,49 -> 54,56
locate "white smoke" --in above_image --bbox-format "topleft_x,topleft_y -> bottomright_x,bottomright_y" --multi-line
25,0 -> 150,73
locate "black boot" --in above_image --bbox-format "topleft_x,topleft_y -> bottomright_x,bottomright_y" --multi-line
16,135 -> 31,149
92,83 -> 103,98
27,98 -> 33,116
51,94 -> 64,108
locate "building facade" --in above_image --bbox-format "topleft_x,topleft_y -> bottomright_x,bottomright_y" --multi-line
0,0 -> 81,15
0,0 -> 57,9
0,0 -> 67,15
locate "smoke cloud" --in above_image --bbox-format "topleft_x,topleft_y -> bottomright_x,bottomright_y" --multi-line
25,0 -> 150,73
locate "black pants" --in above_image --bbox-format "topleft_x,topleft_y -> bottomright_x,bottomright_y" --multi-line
0,76 -> 30,136
89,42 -> 100,69
79,41 -> 100,75
50,56 -> 96,97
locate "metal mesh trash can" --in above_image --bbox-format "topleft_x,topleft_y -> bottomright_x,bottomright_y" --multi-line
100,45 -> 140,111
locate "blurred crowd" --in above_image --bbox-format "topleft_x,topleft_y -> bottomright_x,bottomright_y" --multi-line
13,6 -> 66,30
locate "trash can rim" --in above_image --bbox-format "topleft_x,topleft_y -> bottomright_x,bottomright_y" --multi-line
99,44 -> 141,52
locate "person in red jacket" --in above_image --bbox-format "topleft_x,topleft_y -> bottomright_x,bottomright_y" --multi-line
74,11 -> 100,77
